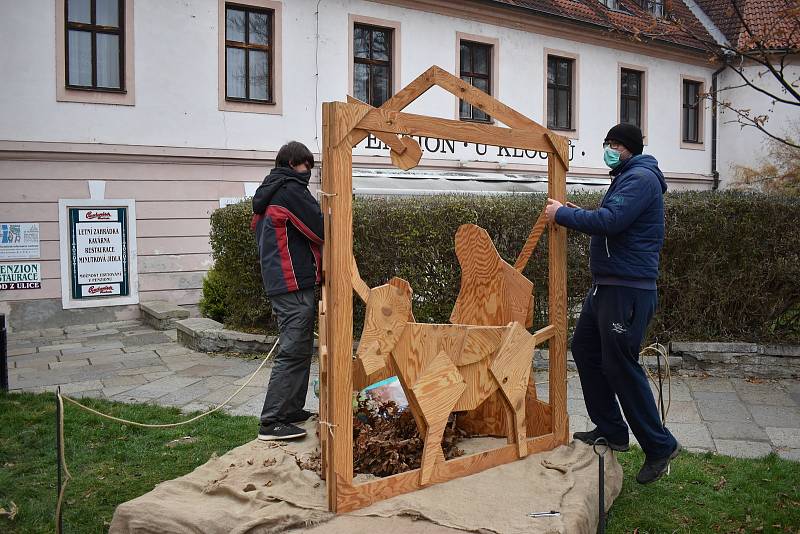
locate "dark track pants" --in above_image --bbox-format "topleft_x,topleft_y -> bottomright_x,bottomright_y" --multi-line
260,287 -> 316,425
571,284 -> 677,459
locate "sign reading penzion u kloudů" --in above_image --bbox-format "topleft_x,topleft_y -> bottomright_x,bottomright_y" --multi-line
0,262 -> 41,290
68,207 -> 130,299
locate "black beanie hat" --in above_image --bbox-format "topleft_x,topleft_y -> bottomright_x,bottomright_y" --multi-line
605,123 -> 644,155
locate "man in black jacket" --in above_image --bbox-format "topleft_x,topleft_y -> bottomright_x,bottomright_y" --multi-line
251,141 -> 323,440
545,124 -> 679,484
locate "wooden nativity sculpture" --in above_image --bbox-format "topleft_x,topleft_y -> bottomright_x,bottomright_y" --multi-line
317,66 -> 570,513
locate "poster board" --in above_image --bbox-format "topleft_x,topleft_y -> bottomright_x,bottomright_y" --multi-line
58,199 -> 139,309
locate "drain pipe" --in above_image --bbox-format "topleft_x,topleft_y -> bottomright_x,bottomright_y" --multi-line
711,60 -> 730,191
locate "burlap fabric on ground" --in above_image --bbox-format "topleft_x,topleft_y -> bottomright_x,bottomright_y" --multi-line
109,419 -> 622,534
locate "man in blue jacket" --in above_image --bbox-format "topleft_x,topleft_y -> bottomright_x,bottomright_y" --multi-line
544,123 -> 680,484
251,141 -> 323,441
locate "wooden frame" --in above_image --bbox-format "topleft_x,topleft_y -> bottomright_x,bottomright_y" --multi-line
319,65 -> 569,513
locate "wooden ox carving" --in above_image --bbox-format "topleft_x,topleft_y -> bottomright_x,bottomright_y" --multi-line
355,278 -> 538,486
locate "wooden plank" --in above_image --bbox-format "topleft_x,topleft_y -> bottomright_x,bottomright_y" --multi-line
431,66 -> 549,133
455,326 -> 505,366
347,66 -> 438,147
546,132 -> 570,171
455,390 -> 507,435
356,107 -> 552,153
547,133 -> 570,445
411,351 -> 467,485
322,102 -> 357,512
450,224 -> 533,328
351,257 -> 370,303
355,282 -> 412,367
335,433 -> 557,513
452,358 -> 498,413
490,323 -> 537,457
514,208 -> 548,272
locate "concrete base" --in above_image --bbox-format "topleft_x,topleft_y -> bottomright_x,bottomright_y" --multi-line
176,317 -> 278,353
0,298 -> 140,333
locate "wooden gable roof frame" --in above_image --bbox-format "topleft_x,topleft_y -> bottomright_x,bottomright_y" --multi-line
318,65 -> 569,513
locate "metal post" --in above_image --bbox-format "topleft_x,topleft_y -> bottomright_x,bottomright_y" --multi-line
56,386 -> 63,534
1,314 -> 8,392
656,351 -> 665,426
594,438 -> 608,534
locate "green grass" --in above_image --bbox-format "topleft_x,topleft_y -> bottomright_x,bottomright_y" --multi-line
1,392 -> 798,533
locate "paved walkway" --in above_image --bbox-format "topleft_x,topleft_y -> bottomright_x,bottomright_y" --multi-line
6,319 -> 800,461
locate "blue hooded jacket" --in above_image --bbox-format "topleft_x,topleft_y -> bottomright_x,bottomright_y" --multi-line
554,154 -> 668,290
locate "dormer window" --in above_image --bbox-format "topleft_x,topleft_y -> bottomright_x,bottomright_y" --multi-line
643,0 -> 665,17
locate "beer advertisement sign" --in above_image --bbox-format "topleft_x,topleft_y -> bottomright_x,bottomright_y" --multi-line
68,207 -> 130,299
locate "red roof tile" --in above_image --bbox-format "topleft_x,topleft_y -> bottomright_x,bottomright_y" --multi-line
486,0 -> 720,50
694,0 -> 800,49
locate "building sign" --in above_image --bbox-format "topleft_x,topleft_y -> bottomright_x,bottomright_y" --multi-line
0,223 -> 40,260
0,262 -> 41,290
357,133 -> 581,162
68,208 -> 129,299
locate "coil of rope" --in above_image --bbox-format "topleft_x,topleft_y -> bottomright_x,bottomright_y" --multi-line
55,337 -> 280,533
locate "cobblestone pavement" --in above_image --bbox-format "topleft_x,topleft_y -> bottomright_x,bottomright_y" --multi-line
6,319 -> 799,461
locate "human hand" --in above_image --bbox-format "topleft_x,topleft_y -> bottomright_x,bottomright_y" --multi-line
566,201 -> 581,209
545,198 -> 563,223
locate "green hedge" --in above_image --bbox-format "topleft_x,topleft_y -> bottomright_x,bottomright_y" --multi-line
205,191 -> 800,344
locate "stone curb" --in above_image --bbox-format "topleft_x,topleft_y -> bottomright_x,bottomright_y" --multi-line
140,301 -> 190,331
175,317 -> 281,353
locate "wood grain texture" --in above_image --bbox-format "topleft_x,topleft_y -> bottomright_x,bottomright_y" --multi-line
390,136 -> 423,170
351,257 -> 370,303
431,66 -> 549,133
347,66 -> 438,147
355,281 -> 413,372
322,102 -> 356,512
491,323 -> 537,457
411,351 -> 467,485
322,67 -> 569,513
547,133 -> 570,445
334,433 -> 557,513
514,208 -> 548,272
455,390 -> 507,435
356,108 -> 551,153
450,224 -> 534,328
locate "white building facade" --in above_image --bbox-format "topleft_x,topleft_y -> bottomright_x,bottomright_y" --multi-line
0,0 -> 792,327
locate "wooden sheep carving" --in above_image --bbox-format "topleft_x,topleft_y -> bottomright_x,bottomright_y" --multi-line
355,278 -> 539,486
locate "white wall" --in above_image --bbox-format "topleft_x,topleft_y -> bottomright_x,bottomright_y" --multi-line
716,62 -> 800,188
0,0 -> 716,180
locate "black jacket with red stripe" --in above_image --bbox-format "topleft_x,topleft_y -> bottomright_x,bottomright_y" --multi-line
251,167 -> 323,297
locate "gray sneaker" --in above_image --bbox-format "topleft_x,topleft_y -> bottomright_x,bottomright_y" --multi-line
258,422 -> 307,441
636,442 -> 682,484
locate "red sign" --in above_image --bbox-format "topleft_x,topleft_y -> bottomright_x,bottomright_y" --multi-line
85,211 -> 112,220
87,284 -> 114,294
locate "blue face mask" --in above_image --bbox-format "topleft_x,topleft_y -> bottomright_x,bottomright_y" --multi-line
603,147 -> 621,169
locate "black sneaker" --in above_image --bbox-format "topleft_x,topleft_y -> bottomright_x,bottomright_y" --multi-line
636,442 -> 682,484
573,427 -> 630,452
258,422 -> 307,441
285,409 -> 314,424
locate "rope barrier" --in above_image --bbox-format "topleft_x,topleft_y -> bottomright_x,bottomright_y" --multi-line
54,337 -> 279,531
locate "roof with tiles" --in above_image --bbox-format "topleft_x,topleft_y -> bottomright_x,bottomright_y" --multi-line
485,0 -> 718,50
693,0 -> 800,49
